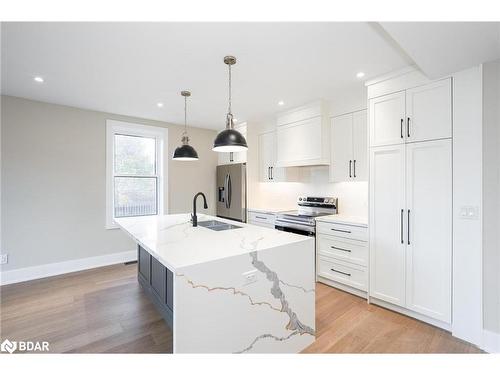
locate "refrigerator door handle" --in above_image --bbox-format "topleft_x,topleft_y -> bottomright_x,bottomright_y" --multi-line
224,174 -> 229,209
227,174 -> 232,209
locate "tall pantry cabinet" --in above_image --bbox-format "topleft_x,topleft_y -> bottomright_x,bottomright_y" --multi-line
368,76 -> 453,326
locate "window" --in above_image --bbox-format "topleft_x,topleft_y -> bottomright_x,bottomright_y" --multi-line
106,120 -> 168,228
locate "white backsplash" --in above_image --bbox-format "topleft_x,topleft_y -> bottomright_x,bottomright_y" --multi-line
249,166 -> 368,217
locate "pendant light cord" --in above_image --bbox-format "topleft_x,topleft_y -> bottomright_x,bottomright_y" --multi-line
228,63 -> 232,115
184,95 -> 187,136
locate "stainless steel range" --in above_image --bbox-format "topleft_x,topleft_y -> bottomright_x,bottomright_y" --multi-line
275,196 -> 338,236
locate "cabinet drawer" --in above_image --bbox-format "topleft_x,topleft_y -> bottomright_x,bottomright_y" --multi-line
318,257 -> 367,291
316,221 -> 367,241
248,211 -> 275,226
317,235 -> 368,266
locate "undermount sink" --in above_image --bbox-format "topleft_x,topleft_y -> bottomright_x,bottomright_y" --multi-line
198,220 -> 242,231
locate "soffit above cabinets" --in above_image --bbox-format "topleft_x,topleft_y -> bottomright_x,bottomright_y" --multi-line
380,22 -> 500,79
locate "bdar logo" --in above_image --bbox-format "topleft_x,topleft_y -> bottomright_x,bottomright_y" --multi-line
1,339 -> 17,354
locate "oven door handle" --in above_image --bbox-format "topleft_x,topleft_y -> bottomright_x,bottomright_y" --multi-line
275,217 -> 315,227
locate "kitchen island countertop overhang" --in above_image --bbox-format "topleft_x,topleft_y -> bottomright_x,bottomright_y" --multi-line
115,213 -> 316,353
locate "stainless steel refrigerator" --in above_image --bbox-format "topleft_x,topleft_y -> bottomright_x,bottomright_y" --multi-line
216,163 -> 247,222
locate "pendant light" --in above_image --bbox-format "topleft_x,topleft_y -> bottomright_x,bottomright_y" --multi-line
173,90 -> 199,161
212,55 -> 248,152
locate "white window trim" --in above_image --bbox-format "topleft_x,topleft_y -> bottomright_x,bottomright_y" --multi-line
106,120 -> 168,229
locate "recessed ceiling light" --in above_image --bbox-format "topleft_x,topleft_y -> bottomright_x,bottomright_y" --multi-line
33,76 -> 44,83
278,100 -> 284,106
157,102 -> 164,108
356,72 -> 365,78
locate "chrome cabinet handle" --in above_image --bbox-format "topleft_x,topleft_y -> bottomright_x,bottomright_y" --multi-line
331,245 -> 351,253
401,118 -> 404,139
255,216 -> 268,220
353,160 -> 356,178
400,209 -> 404,244
349,160 -> 352,178
407,209 -> 411,245
330,268 -> 351,277
331,228 -> 351,234
270,166 -> 273,180
407,117 -> 411,138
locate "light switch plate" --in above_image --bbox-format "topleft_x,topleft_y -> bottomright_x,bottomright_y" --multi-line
0,254 -> 8,265
459,206 -> 479,220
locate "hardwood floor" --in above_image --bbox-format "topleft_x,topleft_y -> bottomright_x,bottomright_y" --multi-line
303,283 -> 481,353
0,263 -> 172,353
0,264 -> 481,354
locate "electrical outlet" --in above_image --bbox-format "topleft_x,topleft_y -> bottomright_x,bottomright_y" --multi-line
242,270 -> 258,285
0,254 -> 8,265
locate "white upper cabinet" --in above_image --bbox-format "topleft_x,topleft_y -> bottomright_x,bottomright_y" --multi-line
369,78 -> 452,147
218,123 -> 247,165
259,131 -> 275,182
259,130 -> 298,182
369,91 -> 406,147
405,78 -> 452,143
352,110 -> 368,180
405,139 -> 452,323
369,144 -> 407,307
330,109 -> 367,182
275,101 -> 330,167
330,113 -> 353,182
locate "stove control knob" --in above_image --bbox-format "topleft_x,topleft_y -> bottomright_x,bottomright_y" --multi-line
298,197 -> 302,201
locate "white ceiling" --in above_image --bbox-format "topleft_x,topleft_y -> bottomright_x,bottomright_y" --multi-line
381,22 -> 500,79
1,22 -> 412,130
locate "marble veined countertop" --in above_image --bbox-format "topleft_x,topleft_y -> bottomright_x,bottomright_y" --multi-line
115,214 -> 312,271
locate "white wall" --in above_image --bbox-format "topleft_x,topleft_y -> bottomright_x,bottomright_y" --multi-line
452,66 -> 484,346
1,96 -> 218,273
482,60 -> 500,335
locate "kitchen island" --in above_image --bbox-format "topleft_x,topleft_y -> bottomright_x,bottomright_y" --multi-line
115,213 -> 315,353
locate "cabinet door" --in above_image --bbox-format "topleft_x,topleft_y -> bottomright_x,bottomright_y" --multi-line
276,116 -> 325,166
369,91 -> 406,147
151,256 -> 166,303
369,144 -> 406,307
259,132 -> 275,182
330,113 -> 353,182
352,110 -> 368,181
138,245 -> 150,283
406,78 -> 452,143
405,139 -> 452,323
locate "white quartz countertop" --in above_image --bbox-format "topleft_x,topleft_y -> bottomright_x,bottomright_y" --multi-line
315,214 -> 368,227
115,214 -> 312,271
248,207 -> 294,214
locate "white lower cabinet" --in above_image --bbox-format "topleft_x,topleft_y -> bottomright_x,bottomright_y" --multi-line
369,138 -> 452,324
316,219 -> 368,296
247,210 -> 276,229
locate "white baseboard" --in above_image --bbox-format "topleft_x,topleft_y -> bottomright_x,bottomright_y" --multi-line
482,329 -> 500,353
0,250 -> 137,286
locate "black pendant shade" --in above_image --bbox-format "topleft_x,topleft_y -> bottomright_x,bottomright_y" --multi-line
213,128 -> 248,153
173,143 -> 199,160
213,55 -> 248,153
173,90 -> 199,161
